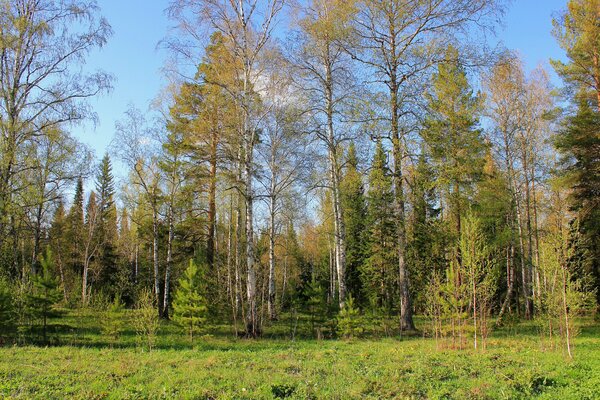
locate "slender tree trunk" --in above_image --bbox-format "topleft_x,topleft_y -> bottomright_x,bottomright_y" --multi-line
391,85 -> 415,332
268,191 -> 277,320
152,208 -> 162,317
207,128 -> 218,269
244,135 -> 258,336
324,51 -> 347,309
162,204 -> 174,319
31,204 -> 44,274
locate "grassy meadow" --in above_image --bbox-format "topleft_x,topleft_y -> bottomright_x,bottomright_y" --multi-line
1,311 -> 599,399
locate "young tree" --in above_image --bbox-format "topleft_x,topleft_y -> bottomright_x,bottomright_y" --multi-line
26,248 -> 62,343
172,260 -> 208,342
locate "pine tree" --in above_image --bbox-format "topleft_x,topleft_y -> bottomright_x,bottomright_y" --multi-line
337,295 -> 363,339
341,142 -> 367,305
422,45 -> 486,261
26,248 -> 62,343
172,260 -> 208,342
555,101 -> 600,307
363,141 -> 397,311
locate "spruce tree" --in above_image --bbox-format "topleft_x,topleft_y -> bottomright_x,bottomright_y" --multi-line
407,150 -> 444,310
341,142 -> 367,305
49,200 -> 67,302
172,260 -> 208,342
364,141 -> 397,311
66,177 -> 85,279
95,154 -> 120,298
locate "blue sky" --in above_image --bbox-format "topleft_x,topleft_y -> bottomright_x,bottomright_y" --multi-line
76,0 -> 569,165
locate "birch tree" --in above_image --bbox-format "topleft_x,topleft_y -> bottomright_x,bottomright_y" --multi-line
352,0 -> 503,331
288,0 -> 359,309
0,0 -> 111,255
167,0 -> 285,337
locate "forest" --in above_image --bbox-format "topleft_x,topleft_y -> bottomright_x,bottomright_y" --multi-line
0,0 -> 600,398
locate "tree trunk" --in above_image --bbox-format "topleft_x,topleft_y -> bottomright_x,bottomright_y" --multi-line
207,128 -> 218,269
324,51 -> 346,309
268,192 -> 277,320
391,84 -> 415,332
152,208 -> 162,317
162,204 -> 174,319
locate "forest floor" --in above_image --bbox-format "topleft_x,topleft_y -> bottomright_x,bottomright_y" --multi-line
0,311 -> 599,399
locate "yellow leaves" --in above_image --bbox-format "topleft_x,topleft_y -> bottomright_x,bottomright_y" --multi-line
299,0 -> 358,43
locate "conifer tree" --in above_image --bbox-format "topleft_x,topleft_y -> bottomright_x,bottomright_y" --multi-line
66,177 -> 85,278
26,248 -> 62,343
95,154 -> 120,298
423,45 -> 486,262
555,101 -> 600,306
364,142 -> 396,311
341,142 -> 367,305
172,260 -> 208,342
49,200 -> 68,301
408,150 -> 444,310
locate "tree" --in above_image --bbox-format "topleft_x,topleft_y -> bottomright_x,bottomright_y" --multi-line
289,0 -> 359,310
49,200 -> 68,302
0,0 -> 111,256
26,248 -> 62,343
95,154 -> 120,298
66,177 -> 86,291
555,101 -> 600,307
337,295 -> 362,339
256,72 -> 312,320
341,143 -> 368,305
353,0 -> 504,332
172,260 -> 208,342
114,106 -> 164,316
133,288 -> 161,350
552,0 -> 600,108
0,277 -> 15,337
167,0 -> 285,337
363,141 -> 396,311
423,45 -> 486,264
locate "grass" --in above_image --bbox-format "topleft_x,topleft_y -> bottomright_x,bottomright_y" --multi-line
0,311 -> 599,399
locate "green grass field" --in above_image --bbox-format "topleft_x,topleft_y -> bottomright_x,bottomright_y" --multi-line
1,312 -> 599,399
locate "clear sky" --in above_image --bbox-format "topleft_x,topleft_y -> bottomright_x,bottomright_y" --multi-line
76,0 -> 569,166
